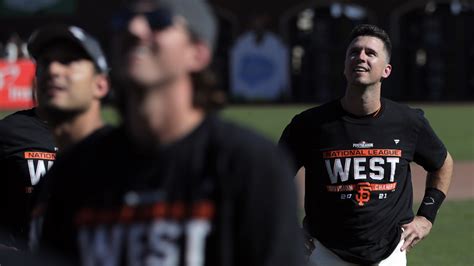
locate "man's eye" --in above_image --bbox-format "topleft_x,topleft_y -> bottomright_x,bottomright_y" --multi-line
58,57 -> 78,64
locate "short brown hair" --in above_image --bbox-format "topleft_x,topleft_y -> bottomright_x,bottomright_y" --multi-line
348,24 -> 392,61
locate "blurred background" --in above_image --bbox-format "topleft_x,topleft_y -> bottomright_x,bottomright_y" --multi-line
0,0 -> 473,265
0,0 -> 473,106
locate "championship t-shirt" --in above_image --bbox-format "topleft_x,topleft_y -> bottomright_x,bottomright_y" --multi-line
0,108 -> 56,250
40,115 -> 303,266
279,98 -> 447,264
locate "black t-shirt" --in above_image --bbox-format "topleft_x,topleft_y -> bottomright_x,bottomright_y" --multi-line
28,125 -> 115,253
279,98 -> 447,264
0,108 -> 56,250
40,115 -> 303,266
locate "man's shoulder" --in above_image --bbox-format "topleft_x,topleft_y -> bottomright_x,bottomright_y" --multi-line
0,109 -> 37,129
291,99 -> 342,125
0,108 -> 50,147
56,126 -> 120,164
383,98 -> 426,121
212,116 -> 272,142
209,116 -> 291,171
2,108 -> 37,121
209,116 -> 279,155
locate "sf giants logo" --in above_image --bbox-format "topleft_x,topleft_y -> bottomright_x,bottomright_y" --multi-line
355,182 -> 371,206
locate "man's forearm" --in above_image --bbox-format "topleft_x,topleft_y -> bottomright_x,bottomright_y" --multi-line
425,152 -> 453,195
416,152 -> 454,224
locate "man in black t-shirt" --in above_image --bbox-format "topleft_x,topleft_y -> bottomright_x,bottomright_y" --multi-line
279,24 -> 453,265
38,1 -> 304,265
0,108 -> 56,251
25,25 -> 113,253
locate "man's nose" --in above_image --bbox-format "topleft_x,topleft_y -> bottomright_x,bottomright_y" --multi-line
356,50 -> 368,61
128,15 -> 153,41
47,61 -> 68,76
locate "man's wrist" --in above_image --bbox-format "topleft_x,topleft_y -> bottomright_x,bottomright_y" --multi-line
417,187 -> 446,224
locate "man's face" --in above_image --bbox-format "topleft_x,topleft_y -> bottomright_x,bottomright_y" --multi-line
35,42 -> 100,115
118,8 -> 203,146
343,36 -> 392,87
124,12 -> 197,89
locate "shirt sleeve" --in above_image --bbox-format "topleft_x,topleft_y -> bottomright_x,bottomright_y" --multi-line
234,142 -> 304,266
278,115 -> 304,172
413,109 -> 447,172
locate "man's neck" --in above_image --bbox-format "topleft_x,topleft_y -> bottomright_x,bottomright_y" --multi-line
159,106 -> 205,145
157,76 -> 205,145
52,104 -> 104,150
341,84 -> 382,116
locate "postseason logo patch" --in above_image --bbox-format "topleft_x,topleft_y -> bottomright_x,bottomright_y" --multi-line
353,141 -> 373,149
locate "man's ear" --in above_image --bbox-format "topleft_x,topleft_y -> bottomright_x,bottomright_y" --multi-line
189,41 -> 212,72
382,63 -> 392,79
94,74 -> 110,99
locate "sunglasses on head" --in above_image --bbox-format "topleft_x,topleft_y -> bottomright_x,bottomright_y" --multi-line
111,8 -> 174,32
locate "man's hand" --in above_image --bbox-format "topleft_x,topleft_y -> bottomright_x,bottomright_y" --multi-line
401,216 -> 432,252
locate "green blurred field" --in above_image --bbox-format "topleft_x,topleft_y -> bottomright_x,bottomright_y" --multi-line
1,104 -> 473,265
2,104 -> 473,161
220,104 -> 474,161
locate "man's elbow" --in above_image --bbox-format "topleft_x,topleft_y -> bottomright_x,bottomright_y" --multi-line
442,152 -> 454,173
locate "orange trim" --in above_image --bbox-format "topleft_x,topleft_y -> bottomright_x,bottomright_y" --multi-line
326,182 -> 397,192
151,203 -> 167,218
372,106 -> 382,117
192,201 -> 215,219
24,151 -> 56,160
75,201 -> 215,226
323,149 -> 401,159
119,206 -> 135,223
170,202 -> 186,219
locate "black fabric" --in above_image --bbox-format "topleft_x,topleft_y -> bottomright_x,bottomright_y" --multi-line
0,108 -> 56,250
279,98 -> 447,264
417,187 -> 446,224
39,115 -> 304,266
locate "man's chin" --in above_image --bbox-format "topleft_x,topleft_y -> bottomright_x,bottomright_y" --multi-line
128,66 -> 160,84
42,102 -> 69,113
129,73 -> 164,87
349,79 -> 375,87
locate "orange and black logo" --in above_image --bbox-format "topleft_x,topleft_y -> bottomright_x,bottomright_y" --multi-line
355,182 -> 372,206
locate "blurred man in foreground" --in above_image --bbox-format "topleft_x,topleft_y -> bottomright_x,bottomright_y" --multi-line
39,1 -> 304,265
